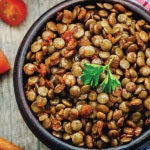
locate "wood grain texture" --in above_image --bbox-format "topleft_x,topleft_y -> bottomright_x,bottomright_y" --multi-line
0,0 -> 63,149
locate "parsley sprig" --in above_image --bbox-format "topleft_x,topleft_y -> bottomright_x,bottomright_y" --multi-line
81,57 -> 121,94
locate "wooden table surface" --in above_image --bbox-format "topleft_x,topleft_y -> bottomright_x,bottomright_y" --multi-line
0,0 -> 63,149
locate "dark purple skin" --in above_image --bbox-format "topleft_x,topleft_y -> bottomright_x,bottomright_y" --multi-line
13,0 -> 150,150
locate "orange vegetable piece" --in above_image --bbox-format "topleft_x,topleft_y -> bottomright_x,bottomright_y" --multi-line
0,137 -> 23,150
0,50 -> 10,74
39,63 -> 46,77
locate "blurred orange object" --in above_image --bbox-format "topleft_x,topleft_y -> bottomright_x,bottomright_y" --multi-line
0,137 -> 23,150
0,50 -> 11,74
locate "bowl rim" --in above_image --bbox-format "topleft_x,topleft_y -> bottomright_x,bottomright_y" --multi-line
13,0 -> 150,149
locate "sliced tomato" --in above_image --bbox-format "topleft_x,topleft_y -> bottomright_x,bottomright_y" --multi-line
0,50 -> 11,74
0,0 -> 27,26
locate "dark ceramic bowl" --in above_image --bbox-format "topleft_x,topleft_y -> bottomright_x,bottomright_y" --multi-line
13,0 -> 150,149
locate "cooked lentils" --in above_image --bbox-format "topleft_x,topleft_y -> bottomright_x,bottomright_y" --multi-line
24,2 -> 150,148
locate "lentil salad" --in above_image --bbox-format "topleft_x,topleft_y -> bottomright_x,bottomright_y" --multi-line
23,2 -> 150,149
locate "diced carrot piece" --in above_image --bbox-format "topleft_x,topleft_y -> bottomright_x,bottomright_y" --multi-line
39,63 -> 46,77
61,30 -> 73,43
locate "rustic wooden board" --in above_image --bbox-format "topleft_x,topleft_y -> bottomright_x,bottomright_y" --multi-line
0,0 -> 63,149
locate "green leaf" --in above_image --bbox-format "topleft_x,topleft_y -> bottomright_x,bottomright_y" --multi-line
81,57 -> 121,94
81,63 -> 105,88
100,67 -> 121,94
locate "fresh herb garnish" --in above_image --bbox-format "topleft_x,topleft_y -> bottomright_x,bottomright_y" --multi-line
81,63 -> 105,88
81,57 -> 121,94
100,67 -> 121,93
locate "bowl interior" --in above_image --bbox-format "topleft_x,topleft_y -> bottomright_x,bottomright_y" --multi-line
14,0 -> 150,149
